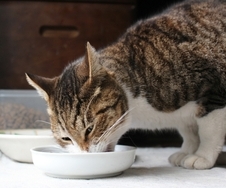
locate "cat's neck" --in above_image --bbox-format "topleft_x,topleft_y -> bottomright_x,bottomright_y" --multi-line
99,40 -> 129,71
99,40 -> 139,93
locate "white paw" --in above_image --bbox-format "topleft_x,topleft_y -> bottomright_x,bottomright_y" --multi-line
181,154 -> 214,169
168,152 -> 187,166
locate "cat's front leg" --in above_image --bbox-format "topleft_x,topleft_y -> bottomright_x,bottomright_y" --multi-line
180,108 -> 226,169
168,124 -> 199,166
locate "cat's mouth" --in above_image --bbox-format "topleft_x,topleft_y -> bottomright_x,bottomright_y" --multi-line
65,142 -> 115,153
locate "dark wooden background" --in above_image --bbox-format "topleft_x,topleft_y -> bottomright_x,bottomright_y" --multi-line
0,0 -> 183,89
0,0 -> 136,88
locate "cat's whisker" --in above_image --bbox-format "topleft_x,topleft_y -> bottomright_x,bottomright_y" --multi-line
99,120 -> 126,142
96,110 -> 131,144
95,116 -> 132,152
35,120 -> 51,126
98,121 -> 122,142
95,136 -> 121,152
97,117 -> 123,143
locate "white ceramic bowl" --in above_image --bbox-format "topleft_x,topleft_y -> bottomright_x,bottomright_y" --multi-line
0,129 -> 55,163
31,145 -> 136,179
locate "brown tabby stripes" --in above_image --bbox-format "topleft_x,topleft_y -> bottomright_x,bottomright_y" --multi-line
99,0 -> 226,115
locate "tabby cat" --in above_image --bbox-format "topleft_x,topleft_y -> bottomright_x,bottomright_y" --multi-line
26,0 -> 226,170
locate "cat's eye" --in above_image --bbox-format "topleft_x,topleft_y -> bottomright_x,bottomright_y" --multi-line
61,137 -> 71,142
85,126 -> 94,137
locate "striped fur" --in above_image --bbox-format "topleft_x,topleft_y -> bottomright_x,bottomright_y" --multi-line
100,0 -> 226,114
26,0 -> 226,169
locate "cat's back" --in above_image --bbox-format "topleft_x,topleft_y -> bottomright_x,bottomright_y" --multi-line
108,0 -> 226,79
102,0 -> 226,113
125,0 -> 226,58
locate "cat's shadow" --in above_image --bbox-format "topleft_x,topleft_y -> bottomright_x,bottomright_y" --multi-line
121,151 -> 226,178
121,165 -> 226,179
120,152 -> 226,178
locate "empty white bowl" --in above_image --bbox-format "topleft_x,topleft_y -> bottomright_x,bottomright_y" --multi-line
31,145 -> 136,179
0,129 -> 55,163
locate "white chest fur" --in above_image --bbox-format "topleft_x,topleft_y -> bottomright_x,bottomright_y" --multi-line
125,91 -> 198,130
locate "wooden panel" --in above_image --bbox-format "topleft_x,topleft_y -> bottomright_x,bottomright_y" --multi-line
0,1 -> 136,89
11,0 -> 136,4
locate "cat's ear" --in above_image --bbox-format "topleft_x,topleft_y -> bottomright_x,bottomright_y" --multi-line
25,73 -> 57,101
78,42 -> 102,81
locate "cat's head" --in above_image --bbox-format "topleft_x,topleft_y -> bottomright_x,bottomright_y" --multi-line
26,43 -> 129,153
